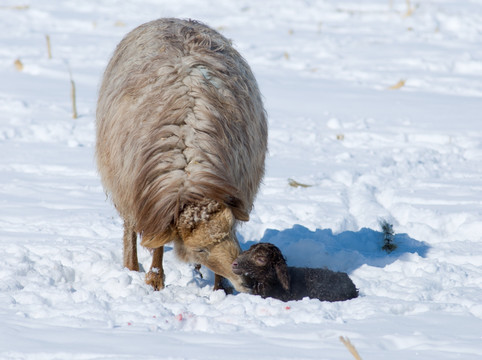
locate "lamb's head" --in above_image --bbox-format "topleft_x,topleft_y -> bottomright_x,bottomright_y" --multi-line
175,201 -> 247,292
232,243 -> 290,294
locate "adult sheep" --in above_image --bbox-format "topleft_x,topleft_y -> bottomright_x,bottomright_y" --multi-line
96,18 -> 267,292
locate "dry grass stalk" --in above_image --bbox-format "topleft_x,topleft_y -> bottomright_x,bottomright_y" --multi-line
0,5 -> 29,10
67,64 -> 78,119
339,336 -> 363,360
66,65 -> 78,119
45,35 -> 52,59
288,178 -> 313,188
389,0 -> 414,16
14,58 -> 23,71
388,79 -> 406,90
114,20 -> 126,27
70,77 -> 78,119
404,0 -> 414,17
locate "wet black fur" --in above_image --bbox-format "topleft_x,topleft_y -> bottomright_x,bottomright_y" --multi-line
232,243 -> 358,302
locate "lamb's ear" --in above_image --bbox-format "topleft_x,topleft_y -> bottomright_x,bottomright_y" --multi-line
275,261 -> 290,291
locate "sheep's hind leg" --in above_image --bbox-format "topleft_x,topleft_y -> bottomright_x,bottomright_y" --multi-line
145,247 -> 165,290
123,220 -> 139,271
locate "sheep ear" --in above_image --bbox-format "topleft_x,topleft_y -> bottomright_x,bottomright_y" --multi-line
225,196 -> 250,222
213,207 -> 235,238
275,262 -> 290,291
232,207 -> 250,222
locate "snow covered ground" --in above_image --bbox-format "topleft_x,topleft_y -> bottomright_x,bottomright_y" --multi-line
1,0 -> 481,359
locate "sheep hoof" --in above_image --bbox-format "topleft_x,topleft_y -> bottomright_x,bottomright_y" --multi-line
214,275 -> 234,295
145,270 -> 165,291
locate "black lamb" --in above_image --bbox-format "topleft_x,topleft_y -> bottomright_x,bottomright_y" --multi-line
232,243 -> 358,302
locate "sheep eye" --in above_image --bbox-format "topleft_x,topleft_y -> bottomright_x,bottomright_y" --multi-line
255,256 -> 267,266
194,248 -> 208,254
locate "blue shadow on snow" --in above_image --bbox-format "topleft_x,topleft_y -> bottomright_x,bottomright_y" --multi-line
240,225 -> 429,274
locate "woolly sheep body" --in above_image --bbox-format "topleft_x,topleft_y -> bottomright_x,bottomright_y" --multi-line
96,18 -> 267,292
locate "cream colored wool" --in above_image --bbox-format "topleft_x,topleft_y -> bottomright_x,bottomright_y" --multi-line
96,18 -> 267,291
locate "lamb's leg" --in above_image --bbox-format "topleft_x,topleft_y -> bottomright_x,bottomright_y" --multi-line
145,246 -> 165,290
123,220 -> 139,271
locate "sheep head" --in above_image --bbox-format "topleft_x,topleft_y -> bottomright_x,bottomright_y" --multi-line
174,202 -> 247,292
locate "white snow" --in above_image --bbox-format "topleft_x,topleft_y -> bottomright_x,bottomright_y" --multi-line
1,0 -> 482,359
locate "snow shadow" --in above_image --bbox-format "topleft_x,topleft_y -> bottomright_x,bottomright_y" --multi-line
240,225 -> 429,274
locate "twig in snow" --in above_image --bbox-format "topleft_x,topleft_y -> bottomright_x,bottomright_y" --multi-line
339,336 -> 363,360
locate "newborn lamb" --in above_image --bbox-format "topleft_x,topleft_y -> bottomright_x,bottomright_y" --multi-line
232,243 -> 358,302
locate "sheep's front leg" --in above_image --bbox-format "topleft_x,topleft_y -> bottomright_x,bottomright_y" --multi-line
145,246 -> 165,290
123,220 -> 139,271
214,274 -> 233,294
